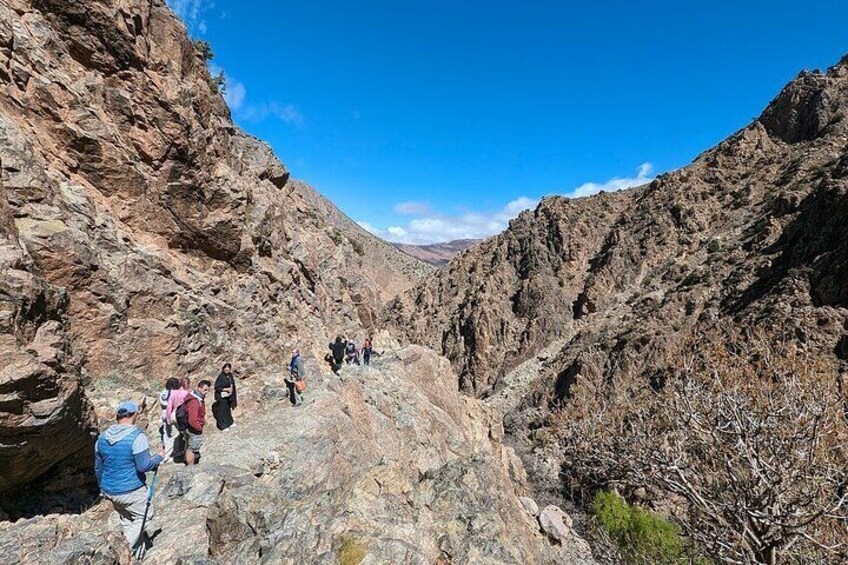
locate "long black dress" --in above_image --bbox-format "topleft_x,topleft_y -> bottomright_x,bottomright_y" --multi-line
213,372 -> 237,430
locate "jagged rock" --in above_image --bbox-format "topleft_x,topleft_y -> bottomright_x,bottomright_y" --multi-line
0,174 -> 96,506
0,347 -> 595,564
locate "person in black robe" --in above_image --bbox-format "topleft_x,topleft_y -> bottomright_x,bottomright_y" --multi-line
213,363 -> 237,430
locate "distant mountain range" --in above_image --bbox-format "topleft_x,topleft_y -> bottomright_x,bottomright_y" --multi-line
393,239 -> 482,265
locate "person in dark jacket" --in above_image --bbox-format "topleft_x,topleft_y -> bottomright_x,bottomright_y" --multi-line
95,401 -> 164,549
290,349 -> 306,380
361,336 -> 378,366
289,349 -> 306,406
212,364 -> 237,431
184,380 -> 211,465
328,336 -> 346,374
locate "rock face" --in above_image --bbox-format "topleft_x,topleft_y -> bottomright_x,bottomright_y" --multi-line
386,57 -> 848,494
394,239 -> 483,266
0,347 -> 594,564
0,176 -> 96,505
385,193 -> 631,395
0,0 -> 427,498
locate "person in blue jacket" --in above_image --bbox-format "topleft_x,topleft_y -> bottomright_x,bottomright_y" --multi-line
94,400 -> 164,549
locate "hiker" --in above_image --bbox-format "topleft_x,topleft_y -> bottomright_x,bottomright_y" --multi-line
345,339 -> 360,365
213,363 -> 237,431
94,401 -> 164,551
166,377 -> 191,460
289,349 -> 306,406
290,349 -> 306,380
328,336 -> 346,374
158,378 -> 180,456
180,380 -> 211,465
361,336 -> 379,366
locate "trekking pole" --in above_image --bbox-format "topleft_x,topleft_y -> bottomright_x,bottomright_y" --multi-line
133,468 -> 159,561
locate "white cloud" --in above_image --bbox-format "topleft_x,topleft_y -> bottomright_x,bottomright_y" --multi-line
276,104 -> 305,127
167,0 -> 214,35
208,64 -> 246,111
393,201 -> 431,215
205,66 -> 302,126
357,196 -> 538,245
569,162 -> 654,198
240,102 -> 305,127
223,78 -> 246,110
355,163 -> 656,245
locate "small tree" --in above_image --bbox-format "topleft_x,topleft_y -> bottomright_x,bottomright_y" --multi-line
558,329 -> 848,564
209,70 -> 226,95
193,39 -> 214,61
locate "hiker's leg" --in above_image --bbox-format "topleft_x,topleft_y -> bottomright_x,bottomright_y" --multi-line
184,448 -> 195,465
163,423 -> 176,456
109,486 -> 149,547
223,401 -> 233,427
186,431 -> 203,465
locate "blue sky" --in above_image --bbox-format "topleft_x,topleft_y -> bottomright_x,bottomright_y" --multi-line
167,1 -> 848,244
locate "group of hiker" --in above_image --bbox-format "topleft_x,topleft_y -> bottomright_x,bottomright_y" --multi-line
327,335 -> 378,373
95,340 -> 375,557
94,363 -> 237,556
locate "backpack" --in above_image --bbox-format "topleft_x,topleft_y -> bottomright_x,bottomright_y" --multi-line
175,395 -> 195,432
346,343 -> 356,354
294,378 -> 307,393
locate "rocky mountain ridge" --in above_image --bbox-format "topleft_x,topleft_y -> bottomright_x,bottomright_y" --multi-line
386,55 -> 848,510
394,239 -> 482,266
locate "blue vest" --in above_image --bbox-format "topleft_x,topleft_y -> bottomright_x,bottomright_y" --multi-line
96,427 -> 145,495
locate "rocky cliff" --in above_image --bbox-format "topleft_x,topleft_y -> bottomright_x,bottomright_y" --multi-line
0,0 -> 431,500
0,170 -> 95,506
386,56 -> 848,497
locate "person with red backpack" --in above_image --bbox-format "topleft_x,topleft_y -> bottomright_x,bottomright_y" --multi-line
175,380 -> 210,465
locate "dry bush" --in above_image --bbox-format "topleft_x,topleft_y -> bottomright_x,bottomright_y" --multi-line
556,328 -> 848,564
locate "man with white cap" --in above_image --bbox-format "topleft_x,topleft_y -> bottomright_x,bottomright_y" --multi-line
94,400 -> 164,550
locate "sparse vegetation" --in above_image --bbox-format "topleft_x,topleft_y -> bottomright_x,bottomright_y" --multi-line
350,238 -> 365,256
327,227 -> 344,246
591,490 -> 687,564
334,534 -> 367,565
208,70 -> 226,95
558,328 -> 848,564
192,39 -> 214,61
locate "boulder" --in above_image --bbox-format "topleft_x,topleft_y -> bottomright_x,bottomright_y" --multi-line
539,505 -> 573,543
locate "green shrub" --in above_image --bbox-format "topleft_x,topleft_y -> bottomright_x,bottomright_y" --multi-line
208,70 -> 226,95
592,490 -> 685,564
350,238 -> 365,256
192,39 -> 214,61
327,228 -> 344,246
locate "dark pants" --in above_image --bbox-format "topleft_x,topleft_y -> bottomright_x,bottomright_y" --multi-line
363,349 -> 372,365
213,398 -> 234,430
332,357 -> 343,374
